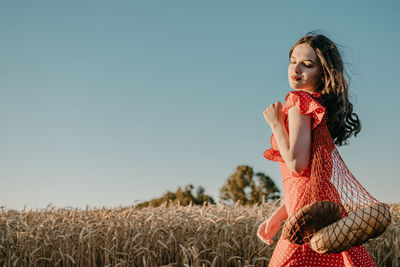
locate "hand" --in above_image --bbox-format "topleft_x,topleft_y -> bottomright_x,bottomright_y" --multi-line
257,217 -> 281,246
263,101 -> 286,128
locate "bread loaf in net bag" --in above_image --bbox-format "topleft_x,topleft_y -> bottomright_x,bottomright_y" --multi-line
282,99 -> 391,254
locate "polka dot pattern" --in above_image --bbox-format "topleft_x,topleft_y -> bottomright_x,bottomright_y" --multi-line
281,90 -> 326,130
269,238 -> 375,266
263,90 -> 376,266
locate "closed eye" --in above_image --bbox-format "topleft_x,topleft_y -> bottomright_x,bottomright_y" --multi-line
290,61 -> 313,68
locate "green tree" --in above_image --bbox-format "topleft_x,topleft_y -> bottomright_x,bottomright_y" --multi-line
250,172 -> 281,203
136,184 -> 215,208
219,165 -> 280,205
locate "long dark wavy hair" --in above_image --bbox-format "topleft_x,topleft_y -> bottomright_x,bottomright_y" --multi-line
289,31 -> 361,146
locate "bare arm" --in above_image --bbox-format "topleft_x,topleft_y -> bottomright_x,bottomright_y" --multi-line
269,200 -> 288,222
257,199 -> 288,245
270,105 -> 312,174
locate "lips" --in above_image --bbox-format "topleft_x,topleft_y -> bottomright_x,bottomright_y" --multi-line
291,75 -> 302,81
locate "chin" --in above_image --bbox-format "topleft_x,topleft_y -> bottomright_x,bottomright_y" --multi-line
289,84 -> 313,91
289,84 -> 303,90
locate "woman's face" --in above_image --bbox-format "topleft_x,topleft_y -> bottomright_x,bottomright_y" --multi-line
288,43 -> 322,92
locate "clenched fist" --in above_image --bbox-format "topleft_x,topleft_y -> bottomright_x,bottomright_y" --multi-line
263,101 -> 286,128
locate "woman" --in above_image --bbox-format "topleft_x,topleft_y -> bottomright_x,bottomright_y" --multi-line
258,32 -> 376,266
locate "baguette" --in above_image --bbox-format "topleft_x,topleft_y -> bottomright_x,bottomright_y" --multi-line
282,201 -> 342,245
310,203 -> 391,254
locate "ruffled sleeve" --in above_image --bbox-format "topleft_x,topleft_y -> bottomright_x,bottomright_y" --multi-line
263,134 -> 284,163
281,90 -> 326,130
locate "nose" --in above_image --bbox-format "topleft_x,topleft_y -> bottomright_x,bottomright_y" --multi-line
294,63 -> 301,74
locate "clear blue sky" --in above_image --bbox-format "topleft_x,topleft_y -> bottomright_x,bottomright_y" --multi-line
1,1 -> 399,211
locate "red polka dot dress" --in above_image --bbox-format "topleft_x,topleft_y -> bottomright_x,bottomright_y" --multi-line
263,90 -> 376,267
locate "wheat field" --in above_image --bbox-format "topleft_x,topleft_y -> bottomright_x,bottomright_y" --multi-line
0,201 -> 398,267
